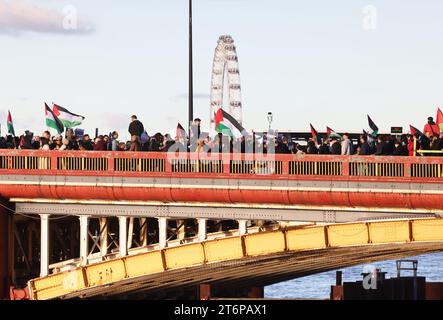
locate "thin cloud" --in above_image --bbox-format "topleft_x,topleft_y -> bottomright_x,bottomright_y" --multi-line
173,93 -> 210,102
0,0 -> 94,35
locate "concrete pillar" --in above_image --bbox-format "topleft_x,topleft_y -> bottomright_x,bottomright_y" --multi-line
40,214 -> 50,277
99,217 -> 108,257
119,217 -> 128,257
158,217 -> 168,249
198,218 -> 207,241
238,219 -> 248,235
79,215 -> 89,266
139,218 -> 148,247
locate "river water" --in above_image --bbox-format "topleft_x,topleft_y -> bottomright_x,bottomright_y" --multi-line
265,252 -> 443,299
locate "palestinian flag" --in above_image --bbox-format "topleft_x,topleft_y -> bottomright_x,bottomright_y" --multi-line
7,111 -> 15,136
437,107 -> 443,133
176,123 -> 187,140
215,108 -> 248,137
310,123 -> 319,145
367,115 -> 379,136
52,103 -> 85,128
45,103 -> 64,134
326,126 -> 342,140
410,125 -> 424,137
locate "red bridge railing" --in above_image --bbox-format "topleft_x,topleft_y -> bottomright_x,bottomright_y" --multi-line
0,150 -> 442,180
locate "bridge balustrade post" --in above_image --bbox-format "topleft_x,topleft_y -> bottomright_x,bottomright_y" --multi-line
119,217 -> 128,257
39,214 -> 50,277
158,217 -> 168,249
238,220 -> 247,235
198,218 -> 207,241
79,215 -> 90,266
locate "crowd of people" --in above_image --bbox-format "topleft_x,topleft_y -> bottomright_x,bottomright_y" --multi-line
0,115 -> 442,156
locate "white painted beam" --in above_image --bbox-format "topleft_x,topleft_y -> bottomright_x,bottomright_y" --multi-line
158,217 -> 168,249
40,214 -> 50,277
79,215 -> 89,266
119,217 -> 128,257
198,218 -> 207,241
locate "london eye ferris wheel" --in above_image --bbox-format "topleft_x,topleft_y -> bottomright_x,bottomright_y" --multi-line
209,35 -> 243,137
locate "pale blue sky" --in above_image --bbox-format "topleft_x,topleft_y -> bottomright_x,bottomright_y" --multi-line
1,0 -> 443,140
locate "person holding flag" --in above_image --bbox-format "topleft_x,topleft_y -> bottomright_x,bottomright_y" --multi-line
215,108 -> 248,138
410,125 -> 428,155
309,123 -> 319,145
7,110 -> 15,136
437,107 -> 443,133
52,103 -> 85,129
326,126 -> 342,140
45,103 -> 64,134
423,116 -> 439,136
367,115 -> 379,137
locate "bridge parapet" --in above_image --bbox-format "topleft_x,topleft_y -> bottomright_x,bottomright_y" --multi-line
0,150 -> 442,178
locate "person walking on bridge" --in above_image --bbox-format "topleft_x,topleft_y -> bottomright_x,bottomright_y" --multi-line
128,115 -> 144,151
341,133 -> 353,155
423,116 -> 440,137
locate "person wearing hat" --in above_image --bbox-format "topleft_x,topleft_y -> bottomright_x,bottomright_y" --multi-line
423,116 -> 440,137
128,115 -> 144,151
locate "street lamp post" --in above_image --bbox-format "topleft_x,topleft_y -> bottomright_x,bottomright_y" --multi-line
188,0 -> 194,137
267,112 -> 273,132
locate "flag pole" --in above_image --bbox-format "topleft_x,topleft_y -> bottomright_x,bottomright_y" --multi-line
188,0 -> 194,139
413,136 -> 417,157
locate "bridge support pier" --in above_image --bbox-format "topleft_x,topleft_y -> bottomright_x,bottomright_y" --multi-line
79,215 -> 89,266
198,218 -> 207,241
238,220 -> 247,235
39,214 -> 50,277
158,217 -> 167,249
119,217 -> 128,257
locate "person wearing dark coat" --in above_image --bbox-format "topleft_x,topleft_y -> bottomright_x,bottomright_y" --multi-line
318,139 -> 330,154
128,115 -> 144,137
392,141 -> 404,156
306,140 -> 318,154
82,134 -> 94,150
358,136 -> 370,155
93,136 -> 107,151
374,136 -> 385,155
330,139 -> 341,155
275,136 -> 291,154
128,115 -> 144,151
